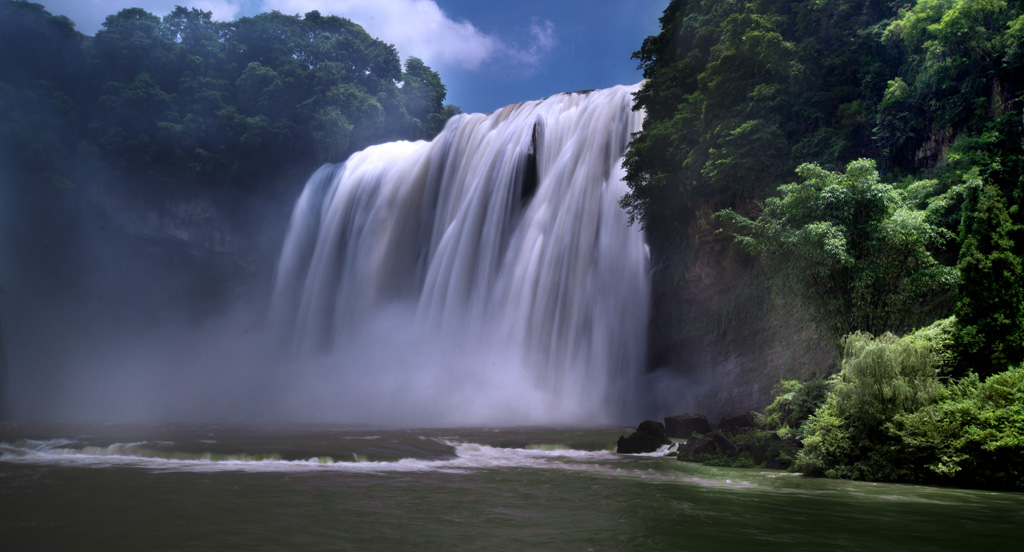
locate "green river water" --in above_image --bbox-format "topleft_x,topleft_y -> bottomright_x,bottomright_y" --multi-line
1,424 -> 1020,551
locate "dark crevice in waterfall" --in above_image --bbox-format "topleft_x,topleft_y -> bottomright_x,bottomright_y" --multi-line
520,121 -> 541,206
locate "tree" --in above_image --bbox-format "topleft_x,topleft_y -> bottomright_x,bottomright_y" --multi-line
881,0 -> 1023,167
0,0 -> 85,87
717,159 -> 956,345
401,57 -> 448,138
795,327 -> 948,481
91,8 -> 179,88
950,178 -> 1024,377
890,364 -> 1024,490
622,0 -> 909,237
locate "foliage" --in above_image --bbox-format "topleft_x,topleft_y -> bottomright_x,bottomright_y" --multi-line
629,0 -> 1024,491
627,2 -> 1024,372
890,365 -> 1024,490
883,0 -> 1019,140
950,178 -> 1024,377
764,378 -> 829,439
623,0 -> 910,236
794,327 -> 947,480
0,1 -> 460,202
717,159 -> 956,344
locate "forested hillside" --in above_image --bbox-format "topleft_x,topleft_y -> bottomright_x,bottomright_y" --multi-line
629,0 -> 1024,489
0,1 -> 458,199
0,1 -> 459,323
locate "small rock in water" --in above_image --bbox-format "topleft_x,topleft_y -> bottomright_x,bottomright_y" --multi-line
616,420 -> 672,454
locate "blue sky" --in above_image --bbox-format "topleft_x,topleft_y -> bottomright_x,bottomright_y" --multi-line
33,0 -> 668,114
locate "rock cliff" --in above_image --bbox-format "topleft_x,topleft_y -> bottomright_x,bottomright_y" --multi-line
646,199 -> 836,421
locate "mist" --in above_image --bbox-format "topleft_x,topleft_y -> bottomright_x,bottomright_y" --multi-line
0,4 -> 657,428
1,84 -> 652,427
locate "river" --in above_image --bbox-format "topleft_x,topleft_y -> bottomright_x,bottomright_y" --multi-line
1,424 -> 1019,551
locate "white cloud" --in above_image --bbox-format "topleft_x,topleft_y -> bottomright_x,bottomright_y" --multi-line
507,18 -> 557,66
259,0 -> 555,71
185,0 -> 244,21
38,0 -> 556,71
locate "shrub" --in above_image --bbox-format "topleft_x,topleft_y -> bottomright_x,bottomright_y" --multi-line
764,378 -> 829,439
794,327 -> 946,480
891,365 -> 1024,490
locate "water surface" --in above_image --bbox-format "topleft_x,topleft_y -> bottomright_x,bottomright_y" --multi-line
1,424 -> 1019,551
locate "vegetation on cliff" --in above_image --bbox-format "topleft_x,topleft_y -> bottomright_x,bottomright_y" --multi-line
717,159 -> 956,344
0,1 -> 459,200
0,1 -> 462,357
629,0 -> 1024,489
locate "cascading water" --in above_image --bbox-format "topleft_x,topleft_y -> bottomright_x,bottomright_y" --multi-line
268,83 -> 648,425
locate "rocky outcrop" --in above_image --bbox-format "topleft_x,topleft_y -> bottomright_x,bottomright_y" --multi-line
678,431 -> 738,459
96,192 -> 241,255
717,411 -> 760,434
616,420 -> 672,454
664,413 -> 710,438
672,409 -> 797,469
646,198 -> 837,420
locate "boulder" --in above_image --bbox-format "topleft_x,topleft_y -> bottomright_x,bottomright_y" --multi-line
717,410 -> 761,434
677,430 -> 737,461
664,413 -> 711,438
616,420 -> 672,454
709,431 -> 738,456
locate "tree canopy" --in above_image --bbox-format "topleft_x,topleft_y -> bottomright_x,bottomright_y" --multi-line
0,1 -> 461,201
629,0 -> 1024,378
717,159 -> 956,345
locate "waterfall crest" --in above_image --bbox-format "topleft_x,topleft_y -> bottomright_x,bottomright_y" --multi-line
269,83 -> 649,425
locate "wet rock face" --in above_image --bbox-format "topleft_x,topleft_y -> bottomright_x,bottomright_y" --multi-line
646,201 -> 836,419
664,413 -> 710,439
677,431 -> 737,460
616,420 -> 672,454
717,411 -> 760,433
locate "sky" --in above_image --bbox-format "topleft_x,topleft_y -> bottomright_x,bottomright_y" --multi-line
32,0 -> 669,114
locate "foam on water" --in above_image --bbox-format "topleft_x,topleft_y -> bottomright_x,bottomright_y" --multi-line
0,438 -> 619,475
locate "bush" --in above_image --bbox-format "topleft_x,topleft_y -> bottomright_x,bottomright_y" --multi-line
891,365 -> 1024,490
794,327 -> 946,480
716,159 -> 956,346
764,378 -> 830,438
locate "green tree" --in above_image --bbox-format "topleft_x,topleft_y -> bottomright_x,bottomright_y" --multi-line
90,72 -> 180,183
622,0 -> 908,238
401,57 -> 448,138
795,327 -> 947,480
91,8 -> 179,88
717,159 -> 956,344
882,0 -> 1023,168
950,178 -> 1024,377
890,364 -> 1024,490
0,0 -> 85,87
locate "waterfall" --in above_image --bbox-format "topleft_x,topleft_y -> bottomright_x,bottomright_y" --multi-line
268,83 -> 649,425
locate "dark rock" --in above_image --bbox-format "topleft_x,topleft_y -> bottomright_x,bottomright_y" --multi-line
717,410 -> 761,434
709,431 -> 738,456
646,196 -> 837,426
664,413 -> 710,439
637,419 -> 669,440
616,420 -> 672,454
679,434 -> 716,457
677,430 -> 737,461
